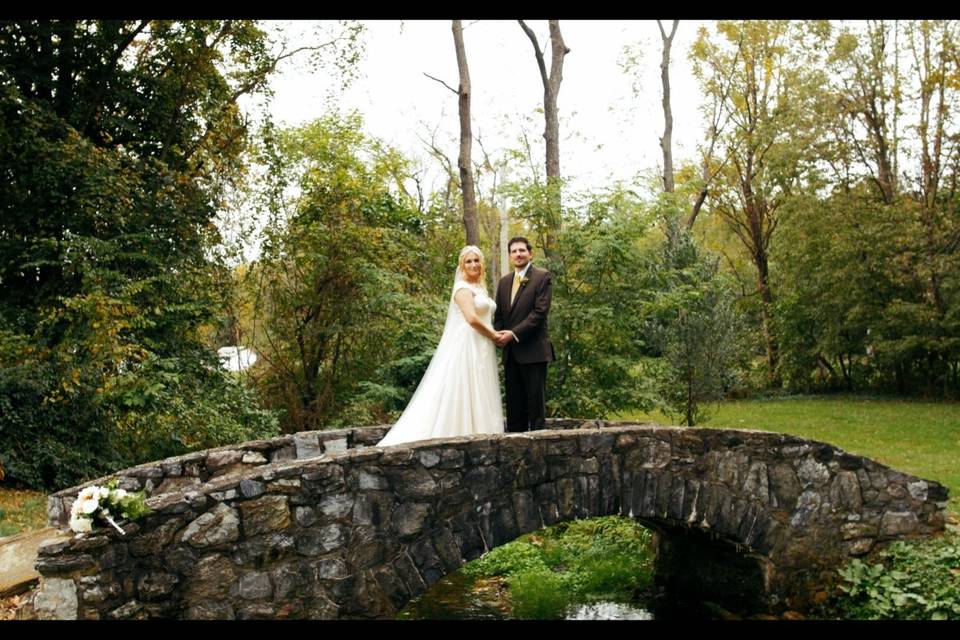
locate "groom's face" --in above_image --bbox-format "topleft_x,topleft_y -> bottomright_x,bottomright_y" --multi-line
509,243 -> 531,270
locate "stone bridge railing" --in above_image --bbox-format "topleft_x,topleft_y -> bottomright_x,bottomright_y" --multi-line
30,421 -> 948,619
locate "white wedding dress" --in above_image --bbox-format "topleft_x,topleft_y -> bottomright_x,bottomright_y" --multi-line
378,279 -> 504,446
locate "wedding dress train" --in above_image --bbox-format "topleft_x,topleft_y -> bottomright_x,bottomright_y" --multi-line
378,280 -> 503,446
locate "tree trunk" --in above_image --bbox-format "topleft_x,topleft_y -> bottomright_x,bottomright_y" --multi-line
519,20 -> 570,253
658,20 -> 679,193
452,20 -> 479,246
754,245 -> 780,386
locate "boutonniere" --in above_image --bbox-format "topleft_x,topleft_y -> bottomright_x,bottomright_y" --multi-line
519,276 -> 530,288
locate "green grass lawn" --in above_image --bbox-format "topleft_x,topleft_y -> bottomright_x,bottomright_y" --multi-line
0,488 -> 47,538
619,395 -> 960,515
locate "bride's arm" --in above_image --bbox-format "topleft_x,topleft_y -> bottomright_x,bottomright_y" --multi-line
454,289 -> 498,339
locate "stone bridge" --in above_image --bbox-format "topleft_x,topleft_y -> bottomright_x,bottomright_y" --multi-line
30,420 -> 948,619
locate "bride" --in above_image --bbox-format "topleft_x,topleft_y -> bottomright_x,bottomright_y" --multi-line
378,245 -> 504,446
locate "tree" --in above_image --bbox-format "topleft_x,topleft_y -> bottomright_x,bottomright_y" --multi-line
518,20 -> 570,253
641,208 -> 746,425
658,20 -> 679,193
0,20 -> 361,487
691,20 -> 831,386
249,113 -> 461,431
453,20 -> 480,245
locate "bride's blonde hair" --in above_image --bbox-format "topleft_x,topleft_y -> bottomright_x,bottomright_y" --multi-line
456,245 -> 486,283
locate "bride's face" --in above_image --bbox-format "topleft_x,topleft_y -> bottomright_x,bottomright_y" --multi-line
463,252 -> 482,280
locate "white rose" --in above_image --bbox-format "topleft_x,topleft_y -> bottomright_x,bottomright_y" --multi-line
75,486 -> 102,515
99,487 -> 110,500
110,488 -> 128,501
69,511 -> 92,534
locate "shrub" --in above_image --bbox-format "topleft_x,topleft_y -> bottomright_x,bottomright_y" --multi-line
834,533 -> 960,620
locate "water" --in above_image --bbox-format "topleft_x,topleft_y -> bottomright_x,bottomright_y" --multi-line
566,602 -> 654,620
398,572 -> 511,620
399,571 -> 655,620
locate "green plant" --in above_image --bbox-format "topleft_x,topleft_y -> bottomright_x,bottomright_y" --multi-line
508,569 -> 574,619
834,533 -> 960,620
461,516 -> 656,619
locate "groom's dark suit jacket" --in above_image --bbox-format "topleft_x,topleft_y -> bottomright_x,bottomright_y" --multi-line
494,264 -> 555,364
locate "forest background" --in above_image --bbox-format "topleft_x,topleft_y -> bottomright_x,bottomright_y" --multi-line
0,19 -> 957,493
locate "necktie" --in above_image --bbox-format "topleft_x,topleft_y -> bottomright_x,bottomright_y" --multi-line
511,273 -> 522,305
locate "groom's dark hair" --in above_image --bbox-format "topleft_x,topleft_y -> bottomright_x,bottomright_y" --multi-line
508,236 -> 532,252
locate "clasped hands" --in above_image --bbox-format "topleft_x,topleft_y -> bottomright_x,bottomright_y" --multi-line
492,330 -> 515,347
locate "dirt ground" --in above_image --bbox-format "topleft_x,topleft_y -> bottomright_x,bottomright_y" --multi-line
0,587 -> 33,620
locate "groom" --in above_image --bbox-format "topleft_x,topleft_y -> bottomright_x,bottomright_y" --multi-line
493,236 -> 555,432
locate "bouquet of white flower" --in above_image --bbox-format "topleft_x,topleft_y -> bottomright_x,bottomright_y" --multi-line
68,479 -> 151,535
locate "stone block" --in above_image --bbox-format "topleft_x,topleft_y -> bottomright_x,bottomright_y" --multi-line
294,506 -> 318,527
267,479 -> 301,494
294,434 -> 322,459
408,538 -> 445,587
392,552 -> 427,594
34,577 -> 78,620
162,546 -> 197,574
206,450 -> 244,470
790,491 -> 823,528
180,504 -> 240,548
349,532 -> 388,569
318,493 -> 354,520
240,479 -> 266,499
418,450 -> 441,468
184,555 -> 237,600
354,469 -> 389,491
137,572 -> 179,601
743,462 -> 770,504
846,539 -> 874,556
239,495 -> 290,537
321,437 -> 348,454
880,511 -> 919,537
35,553 -> 96,574
242,452 -> 268,465
841,522 -> 876,540
491,500 -> 520,546
271,563 -> 311,600
270,444 -> 296,463
316,556 -> 351,581
907,481 -> 928,501
431,527 -> 463,572
556,478 -> 577,520
392,503 -> 431,538
625,438 -> 672,470
153,476 -> 203,496
295,524 -> 345,555
354,491 -> 393,528
107,600 -> 144,620
184,600 -> 235,620
768,464 -> 801,510
796,458 -> 831,489
513,490 -> 541,533
239,571 -> 273,599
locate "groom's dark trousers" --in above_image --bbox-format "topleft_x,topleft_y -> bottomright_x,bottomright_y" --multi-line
503,351 -> 547,431
494,265 -> 555,433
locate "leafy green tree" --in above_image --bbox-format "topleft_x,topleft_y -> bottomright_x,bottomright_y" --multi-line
248,112 -> 462,431
771,20 -> 960,397
641,205 -> 746,425
0,20 -> 363,487
691,20 -> 832,387
502,181 -> 657,418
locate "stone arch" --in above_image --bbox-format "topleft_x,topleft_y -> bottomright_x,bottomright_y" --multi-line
31,422 -> 948,619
